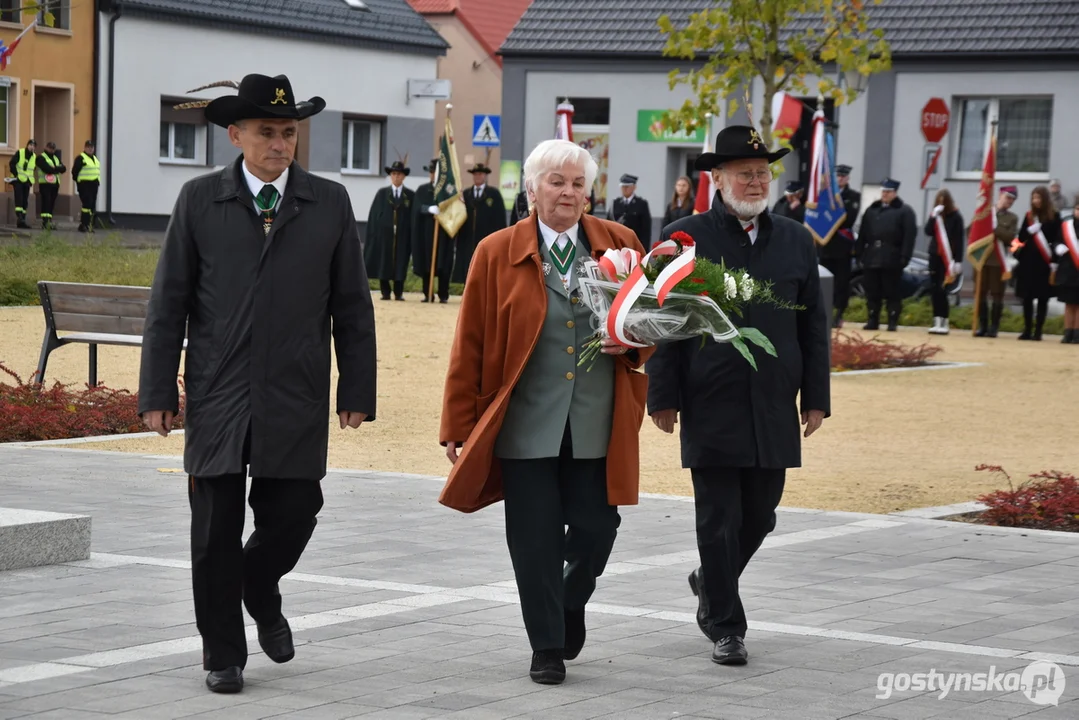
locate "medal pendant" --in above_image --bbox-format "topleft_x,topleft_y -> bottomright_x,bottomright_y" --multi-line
263,221 -> 272,236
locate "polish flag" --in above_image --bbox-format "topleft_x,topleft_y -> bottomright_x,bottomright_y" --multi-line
694,114 -> 713,214
555,100 -> 574,142
0,19 -> 36,72
771,91 -> 802,141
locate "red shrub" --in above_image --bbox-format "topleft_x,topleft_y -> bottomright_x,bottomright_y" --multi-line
975,465 -> 1079,532
0,363 -> 185,443
831,331 -> 943,372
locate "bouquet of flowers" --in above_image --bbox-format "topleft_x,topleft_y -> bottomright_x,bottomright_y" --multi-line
576,230 -> 801,370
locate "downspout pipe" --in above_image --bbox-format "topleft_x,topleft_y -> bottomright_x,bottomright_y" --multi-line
105,1 -> 121,225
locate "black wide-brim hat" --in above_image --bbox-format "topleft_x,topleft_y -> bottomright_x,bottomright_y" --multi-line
694,125 -> 791,171
204,73 -> 325,128
385,161 -> 411,176
468,164 -> 492,174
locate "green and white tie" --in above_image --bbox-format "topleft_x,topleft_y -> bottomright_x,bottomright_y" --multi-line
255,184 -> 279,235
550,233 -> 575,282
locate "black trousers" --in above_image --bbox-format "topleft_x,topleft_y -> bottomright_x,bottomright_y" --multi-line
39,184 -> 59,224
379,279 -> 404,299
691,467 -> 786,640
1023,297 -> 1050,335
421,271 -> 450,302
12,180 -> 30,218
863,267 -> 903,319
928,254 -> 951,319
188,472 -> 324,670
499,428 -> 621,652
820,256 -> 852,313
77,181 -> 98,228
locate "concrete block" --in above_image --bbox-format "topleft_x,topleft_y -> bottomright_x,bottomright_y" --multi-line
0,508 -> 91,571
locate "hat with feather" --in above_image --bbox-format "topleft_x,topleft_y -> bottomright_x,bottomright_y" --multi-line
385,150 -> 411,176
174,74 -> 325,127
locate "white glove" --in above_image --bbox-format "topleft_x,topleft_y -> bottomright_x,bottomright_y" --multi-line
428,205 -> 440,216
1051,263 -> 1059,274
931,204 -> 944,218
951,262 -> 962,276
1028,221 -> 1042,235
1056,243 -> 1068,257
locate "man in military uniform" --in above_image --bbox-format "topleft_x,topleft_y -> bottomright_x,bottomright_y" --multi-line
975,186 -> 1020,337
820,164 -> 860,328
457,163 -> 506,282
772,181 -> 805,223
8,138 -> 36,228
856,178 -> 917,332
365,160 -> 414,301
608,173 -> 651,248
71,140 -> 101,232
412,159 -> 452,304
35,142 -> 66,230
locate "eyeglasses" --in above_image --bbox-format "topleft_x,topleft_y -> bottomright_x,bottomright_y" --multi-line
728,170 -> 774,185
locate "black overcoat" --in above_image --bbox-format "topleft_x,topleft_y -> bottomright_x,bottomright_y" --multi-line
856,197 -> 917,270
138,157 -> 377,480
364,185 -> 414,283
411,182 -> 454,279
456,186 -> 507,283
609,195 -> 653,249
645,204 -> 831,470
1015,210 -> 1061,300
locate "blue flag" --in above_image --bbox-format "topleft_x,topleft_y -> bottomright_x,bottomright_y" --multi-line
804,121 -> 846,246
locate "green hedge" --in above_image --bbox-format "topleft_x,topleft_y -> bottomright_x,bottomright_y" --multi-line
842,297 -> 1064,336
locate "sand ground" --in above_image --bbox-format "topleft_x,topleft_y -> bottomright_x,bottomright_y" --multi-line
2,297 -> 1076,514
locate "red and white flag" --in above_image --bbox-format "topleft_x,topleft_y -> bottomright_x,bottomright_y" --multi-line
771,91 -> 801,141
555,100 -> 574,142
694,114 -> 713,214
806,108 -> 826,207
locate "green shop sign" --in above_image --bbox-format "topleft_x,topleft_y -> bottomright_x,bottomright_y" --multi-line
636,110 -> 706,143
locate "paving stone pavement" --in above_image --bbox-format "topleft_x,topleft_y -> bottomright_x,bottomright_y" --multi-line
0,445 -> 1076,719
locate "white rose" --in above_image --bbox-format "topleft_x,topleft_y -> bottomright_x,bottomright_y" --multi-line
740,272 -> 754,301
724,272 -> 737,300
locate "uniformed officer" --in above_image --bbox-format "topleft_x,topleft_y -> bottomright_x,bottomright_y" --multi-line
608,173 -> 651,248
71,140 -> 101,232
8,138 -> 36,228
35,141 -> 66,230
772,181 -> 805,223
820,164 -> 861,328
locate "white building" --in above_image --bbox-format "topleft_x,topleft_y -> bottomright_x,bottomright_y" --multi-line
500,0 -> 1079,242
96,0 -> 448,230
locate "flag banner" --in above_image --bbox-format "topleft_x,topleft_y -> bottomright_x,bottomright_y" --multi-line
694,114 -> 713,215
771,91 -> 801,141
0,18 -> 36,71
965,131 -> 998,272
803,111 -> 846,246
555,100 -> 574,142
434,117 -> 467,238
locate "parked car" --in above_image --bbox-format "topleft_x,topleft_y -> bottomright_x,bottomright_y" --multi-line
847,249 -> 963,304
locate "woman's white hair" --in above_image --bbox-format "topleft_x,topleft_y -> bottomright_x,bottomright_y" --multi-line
523,139 -> 598,195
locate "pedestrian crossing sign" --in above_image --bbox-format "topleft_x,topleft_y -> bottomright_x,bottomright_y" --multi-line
472,115 -> 501,147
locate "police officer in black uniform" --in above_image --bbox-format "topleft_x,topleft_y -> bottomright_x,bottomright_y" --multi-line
608,173 -> 651,248
819,164 -> 860,327
772,181 -> 806,223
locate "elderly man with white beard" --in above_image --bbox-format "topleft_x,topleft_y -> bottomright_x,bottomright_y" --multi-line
646,124 -> 831,666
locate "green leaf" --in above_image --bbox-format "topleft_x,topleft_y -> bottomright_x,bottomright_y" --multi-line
730,336 -> 758,371
739,327 -> 778,357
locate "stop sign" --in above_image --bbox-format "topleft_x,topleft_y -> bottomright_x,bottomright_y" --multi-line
921,98 -> 950,143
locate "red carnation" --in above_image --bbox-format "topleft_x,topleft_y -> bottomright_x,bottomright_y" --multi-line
690,277 -> 706,284
670,230 -> 696,247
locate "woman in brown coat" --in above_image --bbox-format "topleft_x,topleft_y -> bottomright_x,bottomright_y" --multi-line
440,139 -> 652,685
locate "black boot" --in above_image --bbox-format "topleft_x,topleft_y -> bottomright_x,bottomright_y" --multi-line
974,301 -> 989,337
886,310 -> 899,332
1033,300 -> 1047,341
1062,329 -> 1075,344
987,302 -> 1003,338
832,308 -> 844,329
863,304 -> 880,331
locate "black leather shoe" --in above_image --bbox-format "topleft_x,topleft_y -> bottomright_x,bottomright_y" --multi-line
687,568 -> 711,641
564,607 -> 586,660
206,666 -> 243,693
712,636 -> 748,665
529,649 -> 566,684
257,615 -> 295,664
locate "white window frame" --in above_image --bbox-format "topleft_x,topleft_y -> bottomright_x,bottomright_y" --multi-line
0,83 -> 11,148
159,121 -> 206,166
951,97 -> 1053,182
341,118 -> 381,175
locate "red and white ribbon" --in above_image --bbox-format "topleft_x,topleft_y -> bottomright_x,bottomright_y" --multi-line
597,247 -> 641,281
605,239 -> 696,348
933,215 -> 955,284
1027,221 -> 1053,263
995,239 -> 1015,279
1062,220 -> 1079,266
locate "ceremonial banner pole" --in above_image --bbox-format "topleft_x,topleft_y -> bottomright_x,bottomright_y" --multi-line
968,120 -> 998,336
428,104 -> 452,303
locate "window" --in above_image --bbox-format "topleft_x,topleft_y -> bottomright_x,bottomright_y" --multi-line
38,0 -> 70,30
0,0 -> 18,24
160,99 -> 207,164
342,119 -> 381,173
564,97 -> 610,125
954,97 -> 1052,179
0,85 -> 8,146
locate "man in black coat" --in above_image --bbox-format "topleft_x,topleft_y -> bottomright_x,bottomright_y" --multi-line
608,173 -> 652,248
365,160 -> 414,301
412,159 -> 452,303
646,125 -> 830,667
137,74 -> 377,695
855,178 -> 917,331
771,180 -> 805,223
819,164 -> 860,328
458,163 -> 506,282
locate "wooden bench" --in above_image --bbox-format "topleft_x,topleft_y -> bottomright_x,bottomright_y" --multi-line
35,281 -> 187,387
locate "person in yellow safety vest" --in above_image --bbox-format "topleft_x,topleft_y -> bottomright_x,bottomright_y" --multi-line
8,138 -> 36,229
71,139 -> 101,232
36,141 -> 66,230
